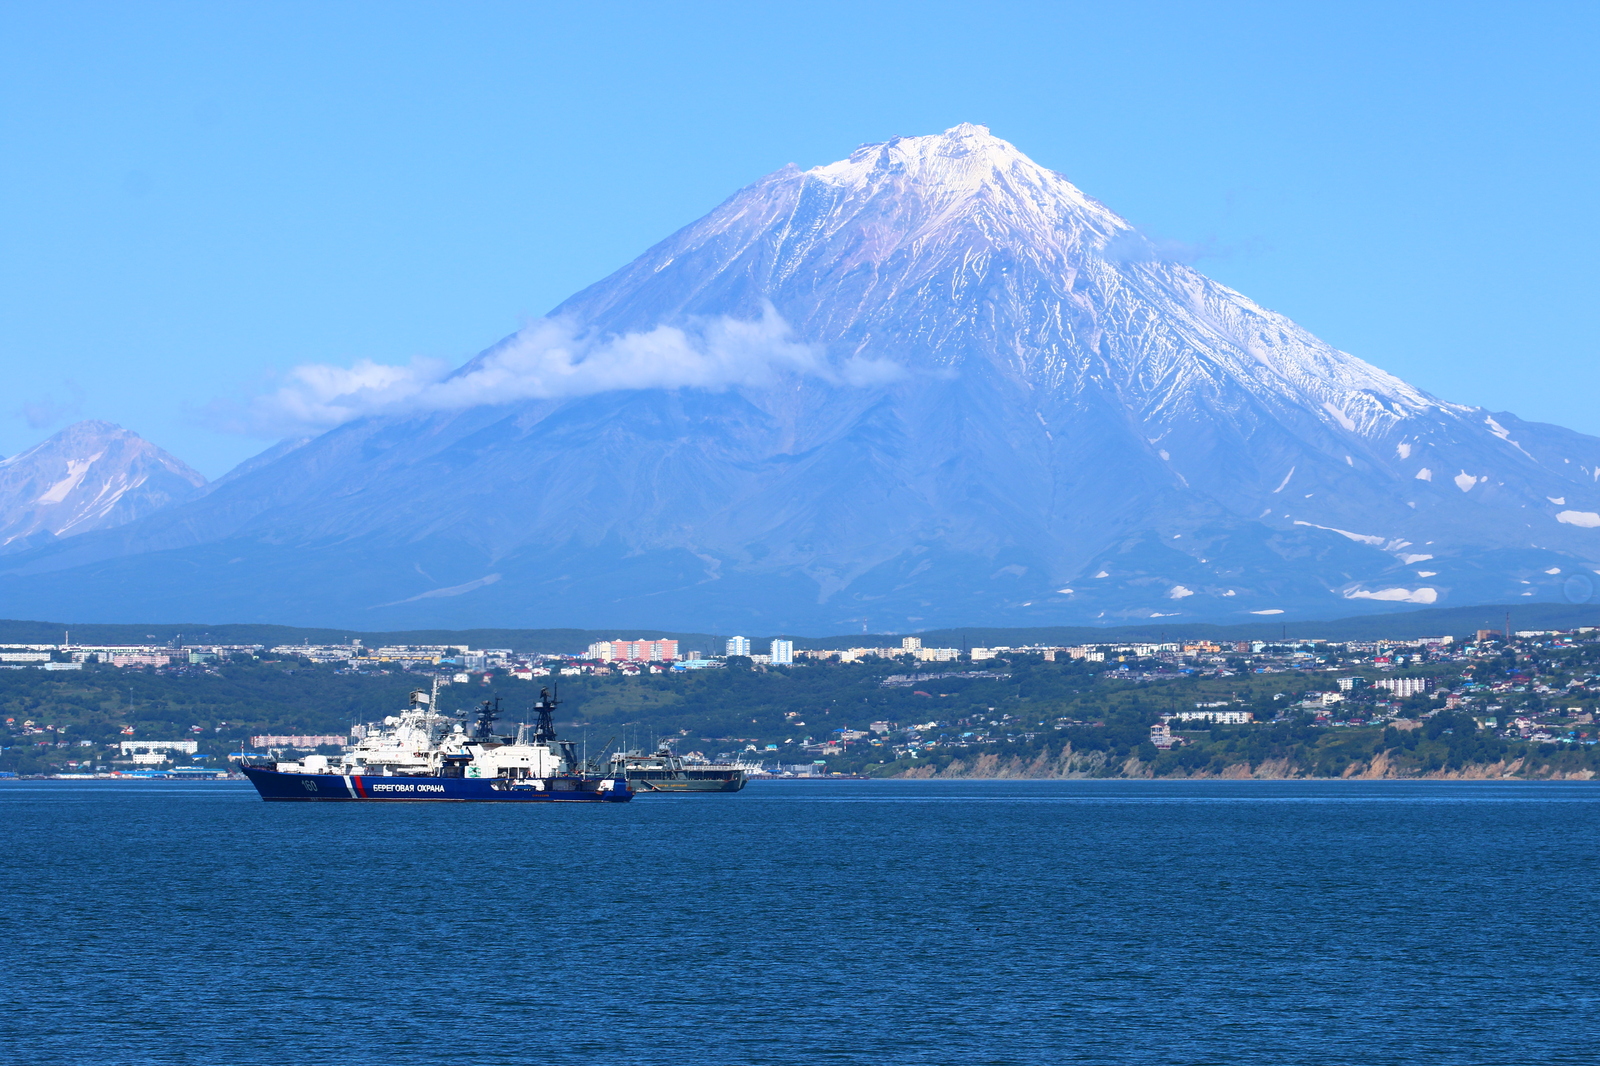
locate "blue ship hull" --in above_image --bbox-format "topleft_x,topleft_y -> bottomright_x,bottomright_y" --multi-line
242,765 -> 632,802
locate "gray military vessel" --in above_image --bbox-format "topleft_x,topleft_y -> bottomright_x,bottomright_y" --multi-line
611,743 -> 747,792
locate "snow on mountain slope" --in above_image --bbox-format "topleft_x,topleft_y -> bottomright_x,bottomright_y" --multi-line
539,124 -> 1600,601
2,126 -> 1598,629
0,422 -> 206,552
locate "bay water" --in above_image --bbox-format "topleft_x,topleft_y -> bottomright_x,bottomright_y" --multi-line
4,779 -> 1597,1064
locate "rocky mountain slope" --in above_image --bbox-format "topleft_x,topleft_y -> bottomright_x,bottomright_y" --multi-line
2,125 -> 1597,629
0,421 -> 206,553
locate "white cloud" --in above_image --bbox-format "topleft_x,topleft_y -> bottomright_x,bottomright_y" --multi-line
1249,609 -> 1283,615
219,306 -> 906,435
1168,585 -> 1194,599
1557,510 -> 1600,528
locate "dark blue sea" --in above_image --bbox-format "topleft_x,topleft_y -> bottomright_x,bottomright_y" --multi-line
5,779 -> 1598,1064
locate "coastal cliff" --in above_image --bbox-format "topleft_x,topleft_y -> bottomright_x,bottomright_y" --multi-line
892,742 -> 1598,781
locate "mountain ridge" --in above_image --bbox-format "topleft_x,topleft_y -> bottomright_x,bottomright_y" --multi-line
1,125 -> 1597,628
0,421 -> 206,554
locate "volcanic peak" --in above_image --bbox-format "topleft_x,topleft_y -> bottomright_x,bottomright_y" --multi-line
0,420 -> 206,551
801,123 -> 1126,241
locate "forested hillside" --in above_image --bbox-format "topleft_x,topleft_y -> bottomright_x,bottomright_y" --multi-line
6,634 -> 1599,779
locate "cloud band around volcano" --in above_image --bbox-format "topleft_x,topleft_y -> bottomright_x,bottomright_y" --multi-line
215,305 -> 906,436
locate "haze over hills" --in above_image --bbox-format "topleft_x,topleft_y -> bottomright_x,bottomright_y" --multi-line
1,601 -> 1593,656
2,124 -> 1598,631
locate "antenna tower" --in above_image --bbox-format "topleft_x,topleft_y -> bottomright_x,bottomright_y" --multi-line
532,686 -> 559,742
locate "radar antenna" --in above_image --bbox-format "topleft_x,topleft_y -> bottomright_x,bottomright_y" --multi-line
532,687 -> 559,742
473,696 -> 503,740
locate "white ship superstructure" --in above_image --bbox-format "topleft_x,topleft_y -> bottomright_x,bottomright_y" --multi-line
265,683 -> 600,795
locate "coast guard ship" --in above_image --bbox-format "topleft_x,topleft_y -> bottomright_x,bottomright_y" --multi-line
241,684 -> 631,802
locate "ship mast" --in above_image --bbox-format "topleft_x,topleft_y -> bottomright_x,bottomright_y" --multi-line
532,687 -> 559,742
532,686 -> 580,773
473,696 -> 503,740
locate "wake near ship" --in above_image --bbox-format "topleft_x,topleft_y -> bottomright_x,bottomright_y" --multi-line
241,684 -> 631,802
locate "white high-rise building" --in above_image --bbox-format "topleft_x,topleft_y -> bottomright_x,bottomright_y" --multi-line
770,639 -> 793,665
726,636 -> 751,657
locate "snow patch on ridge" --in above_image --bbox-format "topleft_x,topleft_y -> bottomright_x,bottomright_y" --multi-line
1483,415 -> 1531,456
1345,586 -> 1438,605
36,455 -> 101,505
1321,402 -> 1357,432
377,573 -> 502,607
1293,520 -> 1385,546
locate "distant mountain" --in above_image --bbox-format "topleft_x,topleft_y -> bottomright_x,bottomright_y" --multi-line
0,421 -> 206,553
2,125 -> 1598,629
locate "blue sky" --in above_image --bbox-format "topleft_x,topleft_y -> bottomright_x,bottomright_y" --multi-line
2,1 -> 1597,477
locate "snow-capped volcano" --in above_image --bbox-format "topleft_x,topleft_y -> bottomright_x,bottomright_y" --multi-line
564,125 -> 1443,440
0,421 -> 206,552
2,125 -> 1597,629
